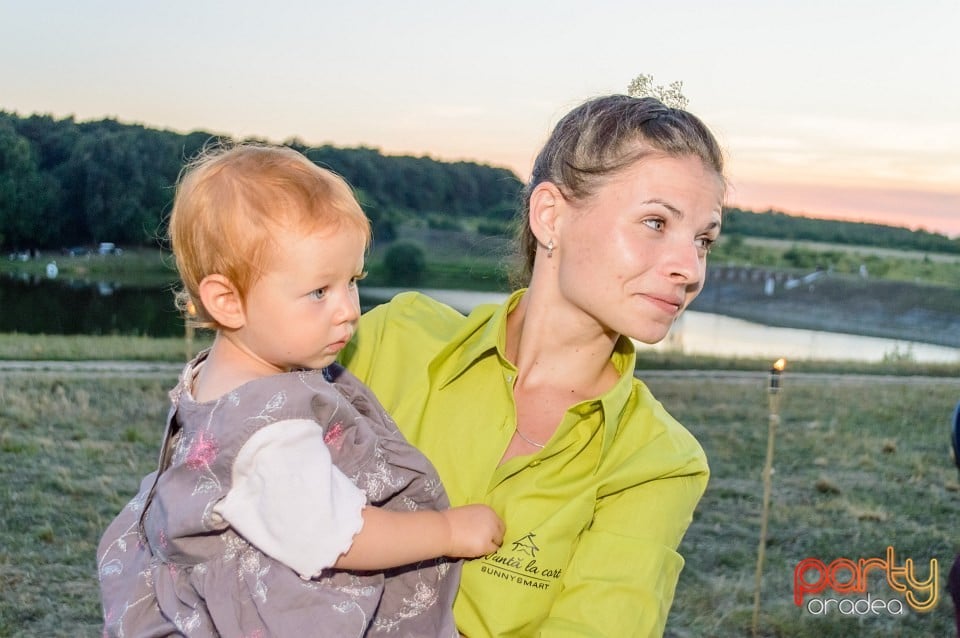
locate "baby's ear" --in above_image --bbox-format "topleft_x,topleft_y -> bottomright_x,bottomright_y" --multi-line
198,274 -> 245,330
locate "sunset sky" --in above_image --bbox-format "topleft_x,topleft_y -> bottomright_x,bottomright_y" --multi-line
2,0 -> 957,237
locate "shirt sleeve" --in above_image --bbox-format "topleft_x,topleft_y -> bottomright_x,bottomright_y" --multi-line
540,462 -> 709,637
539,476 -> 706,638
212,418 -> 368,578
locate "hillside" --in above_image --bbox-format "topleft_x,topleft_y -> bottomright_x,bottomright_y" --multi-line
691,269 -> 960,348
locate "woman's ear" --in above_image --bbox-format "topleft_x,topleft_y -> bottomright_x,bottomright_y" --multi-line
198,274 -> 245,330
528,181 -> 563,248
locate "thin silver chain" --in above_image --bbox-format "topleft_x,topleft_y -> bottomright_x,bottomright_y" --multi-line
514,426 -> 546,449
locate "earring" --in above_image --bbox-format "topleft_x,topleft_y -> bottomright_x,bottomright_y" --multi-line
547,240 -> 554,259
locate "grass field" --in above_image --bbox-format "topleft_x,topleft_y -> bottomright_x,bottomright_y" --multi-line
652,372 -> 960,637
1,367 -> 958,636
0,332 -> 211,362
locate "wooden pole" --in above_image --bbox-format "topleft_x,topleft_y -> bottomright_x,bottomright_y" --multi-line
752,360 -> 784,637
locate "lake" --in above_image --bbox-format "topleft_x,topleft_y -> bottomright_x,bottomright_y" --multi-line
361,288 -> 960,364
2,276 -> 957,364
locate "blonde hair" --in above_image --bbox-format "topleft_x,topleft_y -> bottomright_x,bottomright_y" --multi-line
167,143 -> 370,328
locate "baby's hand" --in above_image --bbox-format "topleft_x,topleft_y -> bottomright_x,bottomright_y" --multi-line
442,504 -> 505,558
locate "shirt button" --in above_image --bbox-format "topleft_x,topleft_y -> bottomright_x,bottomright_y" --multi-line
529,460 -> 541,467
506,374 -> 514,382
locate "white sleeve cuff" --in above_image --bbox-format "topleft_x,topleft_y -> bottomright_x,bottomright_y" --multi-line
213,418 -> 367,577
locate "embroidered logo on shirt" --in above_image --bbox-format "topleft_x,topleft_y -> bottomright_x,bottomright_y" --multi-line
511,533 -> 539,558
478,532 -> 562,591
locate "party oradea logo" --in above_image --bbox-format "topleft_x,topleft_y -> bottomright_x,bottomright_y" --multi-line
794,546 -> 939,616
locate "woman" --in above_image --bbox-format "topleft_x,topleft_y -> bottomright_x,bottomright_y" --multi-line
341,94 -> 725,637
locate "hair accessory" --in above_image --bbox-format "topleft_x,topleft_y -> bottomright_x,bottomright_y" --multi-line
626,73 -> 689,110
547,240 -> 554,258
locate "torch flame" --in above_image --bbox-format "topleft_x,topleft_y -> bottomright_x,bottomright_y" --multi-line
773,358 -> 786,372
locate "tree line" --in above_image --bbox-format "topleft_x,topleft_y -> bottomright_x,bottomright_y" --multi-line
0,111 -> 523,252
0,110 -> 956,254
722,207 -> 960,254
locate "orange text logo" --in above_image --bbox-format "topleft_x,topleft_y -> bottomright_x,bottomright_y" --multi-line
794,546 -> 938,615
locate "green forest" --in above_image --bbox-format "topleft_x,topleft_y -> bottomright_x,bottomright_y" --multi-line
1,110 -> 958,255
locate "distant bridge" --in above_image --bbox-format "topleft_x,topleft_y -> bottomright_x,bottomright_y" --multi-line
709,265 -> 829,294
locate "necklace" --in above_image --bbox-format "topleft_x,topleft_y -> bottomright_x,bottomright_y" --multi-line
514,426 -> 546,449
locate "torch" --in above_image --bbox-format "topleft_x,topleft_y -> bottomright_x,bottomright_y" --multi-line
752,358 -> 786,637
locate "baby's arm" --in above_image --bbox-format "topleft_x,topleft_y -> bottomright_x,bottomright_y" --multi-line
334,503 -> 504,570
215,418 -> 503,578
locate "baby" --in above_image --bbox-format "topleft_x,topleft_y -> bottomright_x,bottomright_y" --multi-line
97,143 -> 503,636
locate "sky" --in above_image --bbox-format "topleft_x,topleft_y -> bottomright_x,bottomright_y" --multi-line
2,0 -> 958,237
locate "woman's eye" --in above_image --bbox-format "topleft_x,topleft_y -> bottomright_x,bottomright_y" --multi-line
642,218 -> 666,232
696,237 -> 716,254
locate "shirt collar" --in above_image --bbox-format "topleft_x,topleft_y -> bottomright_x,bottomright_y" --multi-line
433,289 -> 524,389
598,336 -> 638,459
433,289 -> 638,460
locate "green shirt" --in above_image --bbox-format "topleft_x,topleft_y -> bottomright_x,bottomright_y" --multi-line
341,290 -> 709,637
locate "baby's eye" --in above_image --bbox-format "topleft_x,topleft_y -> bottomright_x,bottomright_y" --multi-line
642,218 -> 666,232
310,288 -> 327,300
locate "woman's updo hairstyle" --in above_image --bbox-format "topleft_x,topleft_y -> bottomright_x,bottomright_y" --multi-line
514,94 -> 725,285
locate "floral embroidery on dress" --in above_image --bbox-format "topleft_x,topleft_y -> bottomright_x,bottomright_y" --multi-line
223,534 -> 271,603
319,574 -> 381,638
174,428 -> 223,495
185,431 -> 219,470
354,444 -> 406,501
373,562 -> 452,632
246,390 -> 288,427
126,490 -> 148,514
174,608 -> 202,633
98,520 -> 139,578
324,421 -> 345,451
331,600 -> 370,638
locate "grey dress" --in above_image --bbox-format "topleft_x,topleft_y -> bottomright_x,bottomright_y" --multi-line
97,355 -> 459,637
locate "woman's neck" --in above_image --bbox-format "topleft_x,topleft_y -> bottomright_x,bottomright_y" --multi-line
505,287 -> 620,399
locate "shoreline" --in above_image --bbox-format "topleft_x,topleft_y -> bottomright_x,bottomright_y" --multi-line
689,274 -> 960,349
364,283 -> 960,351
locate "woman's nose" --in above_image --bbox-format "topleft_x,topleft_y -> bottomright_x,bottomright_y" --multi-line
668,239 -> 703,283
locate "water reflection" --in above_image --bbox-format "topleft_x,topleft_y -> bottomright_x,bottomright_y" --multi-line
647,311 -> 959,364
0,274 -> 180,337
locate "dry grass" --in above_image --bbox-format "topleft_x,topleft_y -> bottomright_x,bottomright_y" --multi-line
643,372 -> 960,637
0,372 -> 173,636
